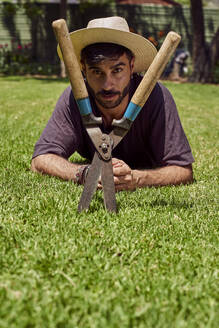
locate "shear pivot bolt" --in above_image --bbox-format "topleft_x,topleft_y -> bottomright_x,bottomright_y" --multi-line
101,143 -> 109,153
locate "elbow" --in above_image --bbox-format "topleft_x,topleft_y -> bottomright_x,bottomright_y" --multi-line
31,157 -> 38,172
183,164 -> 194,185
169,164 -> 194,186
31,156 -> 43,174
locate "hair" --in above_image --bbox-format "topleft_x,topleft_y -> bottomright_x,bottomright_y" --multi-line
81,42 -> 134,66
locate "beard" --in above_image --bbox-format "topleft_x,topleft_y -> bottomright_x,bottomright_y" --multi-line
87,81 -> 131,109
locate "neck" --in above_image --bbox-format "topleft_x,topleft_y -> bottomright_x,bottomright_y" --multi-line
96,94 -> 129,127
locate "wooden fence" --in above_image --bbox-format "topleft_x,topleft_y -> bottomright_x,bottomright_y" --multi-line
0,2 -> 218,64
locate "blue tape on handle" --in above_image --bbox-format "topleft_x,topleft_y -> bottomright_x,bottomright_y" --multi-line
124,102 -> 142,122
76,98 -> 92,116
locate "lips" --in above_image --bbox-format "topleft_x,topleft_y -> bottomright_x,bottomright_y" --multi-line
99,91 -> 120,100
101,94 -> 117,99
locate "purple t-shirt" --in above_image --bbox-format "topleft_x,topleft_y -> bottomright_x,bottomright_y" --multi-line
32,75 -> 194,169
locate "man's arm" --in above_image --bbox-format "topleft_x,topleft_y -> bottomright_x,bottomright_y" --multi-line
110,158 -> 193,191
31,154 -> 87,183
31,155 -> 193,190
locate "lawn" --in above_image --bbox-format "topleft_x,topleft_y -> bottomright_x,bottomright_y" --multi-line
0,76 -> 218,328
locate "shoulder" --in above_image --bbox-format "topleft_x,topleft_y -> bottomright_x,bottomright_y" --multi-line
131,76 -> 178,124
150,82 -> 175,107
57,85 -> 74,104
54,85 -> 78,116
131,74 -> 174,104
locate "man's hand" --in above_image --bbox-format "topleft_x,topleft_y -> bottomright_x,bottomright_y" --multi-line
97,158 -> 193,191
98,158 -> 137,191
112,158 -> 138,191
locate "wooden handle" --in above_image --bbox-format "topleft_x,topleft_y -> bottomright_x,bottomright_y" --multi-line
131,31 -> 181,108
52,19 -> 88,100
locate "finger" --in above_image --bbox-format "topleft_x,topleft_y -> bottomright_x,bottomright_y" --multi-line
114,174 -> 133,185
115,184 -> 126,191
113,165 -> 131,176
112,158 -> 126,168
112,158 -> 121,165
112,161 -> 123,168
115,183 -> 136,192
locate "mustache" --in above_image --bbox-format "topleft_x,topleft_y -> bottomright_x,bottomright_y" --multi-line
97,90 -> 120,96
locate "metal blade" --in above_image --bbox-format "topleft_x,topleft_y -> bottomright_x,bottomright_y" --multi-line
78,152 -> 102,212
109,119 -> 131,149
101,159 -> 117,212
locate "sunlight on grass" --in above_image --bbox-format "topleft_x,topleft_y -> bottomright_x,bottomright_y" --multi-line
0,77 -> 218,327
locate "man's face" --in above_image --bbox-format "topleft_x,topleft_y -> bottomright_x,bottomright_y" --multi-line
82,53 -> 134,109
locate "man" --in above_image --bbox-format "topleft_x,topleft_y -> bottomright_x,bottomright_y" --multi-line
31,16 -> 194,191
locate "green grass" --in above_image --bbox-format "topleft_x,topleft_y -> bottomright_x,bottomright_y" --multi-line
0,76 -> 218,328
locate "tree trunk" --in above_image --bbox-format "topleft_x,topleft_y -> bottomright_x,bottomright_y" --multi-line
59,0 -> 67,78
190,0 -> 205,62
189,0 -> 219,83
210,27 -> 219,79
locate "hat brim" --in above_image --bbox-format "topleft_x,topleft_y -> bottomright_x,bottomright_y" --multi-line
57,27 -> 157,73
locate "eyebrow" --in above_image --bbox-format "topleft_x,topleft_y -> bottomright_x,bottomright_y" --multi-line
88,62 -> 126,70
111,62 -> 126,69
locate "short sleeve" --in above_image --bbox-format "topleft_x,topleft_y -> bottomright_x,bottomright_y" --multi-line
32,86 -> 80,159
149,83 -> 194,167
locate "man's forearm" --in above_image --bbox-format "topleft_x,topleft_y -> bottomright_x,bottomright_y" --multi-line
31,154 -> 84,182
112,159 -> 194,191
31,155 -> 193,190
133,164 -> 193,188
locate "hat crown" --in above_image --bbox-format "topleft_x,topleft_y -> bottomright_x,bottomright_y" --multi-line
87,16 -> 130,32
57,16 -> 157,73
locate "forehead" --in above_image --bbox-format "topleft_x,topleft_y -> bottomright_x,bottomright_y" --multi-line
85,53 -> 130,69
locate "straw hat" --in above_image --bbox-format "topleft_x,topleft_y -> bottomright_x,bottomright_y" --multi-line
57,16 -> 157,73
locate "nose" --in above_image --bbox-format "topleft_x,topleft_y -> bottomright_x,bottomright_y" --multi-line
102,73 -> 114,90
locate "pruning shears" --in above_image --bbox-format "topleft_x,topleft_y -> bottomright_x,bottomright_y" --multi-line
75,98 -> 135,212
52,19 -> 181,212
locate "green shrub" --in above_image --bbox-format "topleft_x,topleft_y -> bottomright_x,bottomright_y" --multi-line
0,42 -> 59,76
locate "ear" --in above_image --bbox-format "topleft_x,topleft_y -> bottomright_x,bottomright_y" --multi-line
81,60 -> 86,77
130,57 -> 135,73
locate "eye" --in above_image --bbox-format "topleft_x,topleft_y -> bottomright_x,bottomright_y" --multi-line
113,67 -> 123,74
91,69 -> 102,76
